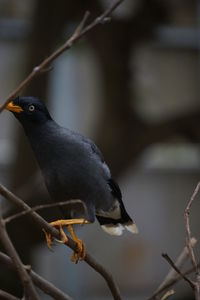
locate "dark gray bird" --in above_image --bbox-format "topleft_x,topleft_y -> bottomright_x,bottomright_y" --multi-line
6,96 -> 138,261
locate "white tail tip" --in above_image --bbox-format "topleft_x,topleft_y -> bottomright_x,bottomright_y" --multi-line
101,222 -> 139,236
125,222 -> 139,234
101,224 -> 124,236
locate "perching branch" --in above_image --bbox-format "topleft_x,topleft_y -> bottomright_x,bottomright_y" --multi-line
0,0 -> 123,113
5,199 -> 87,224
0,183 -> 122,300
0,209 -> 39,300
0,251 -> 73,300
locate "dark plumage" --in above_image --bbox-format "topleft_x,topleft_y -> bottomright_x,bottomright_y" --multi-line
6,96 -> 138,236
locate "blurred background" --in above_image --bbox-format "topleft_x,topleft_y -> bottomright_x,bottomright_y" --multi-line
0,0 -> 200,299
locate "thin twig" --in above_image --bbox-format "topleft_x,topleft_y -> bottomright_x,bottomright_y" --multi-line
160,289 -> 175,300
149,183 -> 200,300
150,237 -> 197,299
0,0 -> 123,113
184,183 -> 200,275
162,253 -> 195,289
79,0 -> 122,34
5,199 -> 87,224
0,183 -> 122,300
72,11 -> 91,38
148,262 -> 200,300
0,210 -> 39,300
0,289 -> 20,300
0,251 -> 73,300
184,182 -> 200,299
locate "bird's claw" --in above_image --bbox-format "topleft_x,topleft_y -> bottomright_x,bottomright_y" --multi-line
71,238 -> 86,264
43,229 -> 53,249
43,219 -> 88,263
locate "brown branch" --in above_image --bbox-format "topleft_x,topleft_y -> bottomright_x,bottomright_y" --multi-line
148,239 -> 197,299
0,0 -> 123,113
149,237 -> 197,299
0,210 -> 39,300
184,183 -> 200,275
162,253 -> 195,289
184,182 -> 200,299
0,183 -> 122,300
5,199 -> 87,224
148,262 -> 200,300
149,182 -> 200,300
0,289 -> 20,300
0,251 -> 73,300
160,289 -> 175,300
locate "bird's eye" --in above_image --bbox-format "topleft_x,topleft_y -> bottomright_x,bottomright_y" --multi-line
28,105 -> 35,112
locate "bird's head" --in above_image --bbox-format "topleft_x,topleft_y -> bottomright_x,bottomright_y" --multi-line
6,96 -> 52,126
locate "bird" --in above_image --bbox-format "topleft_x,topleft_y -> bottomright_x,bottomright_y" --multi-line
6,96 -> 138,262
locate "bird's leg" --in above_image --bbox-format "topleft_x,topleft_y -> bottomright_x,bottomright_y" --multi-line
43,229 -> 53,249
67,224 -> 86,263
43,218 -> 89,263
50,218 -> 88,227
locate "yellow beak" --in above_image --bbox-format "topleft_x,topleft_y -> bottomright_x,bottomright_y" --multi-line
6,101 -> 23,113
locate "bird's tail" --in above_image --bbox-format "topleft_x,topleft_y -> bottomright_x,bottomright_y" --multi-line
96,202 -> 138,236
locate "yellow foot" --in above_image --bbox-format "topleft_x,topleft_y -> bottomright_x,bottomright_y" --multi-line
43,218 -> 89,263
43,229 -> 53,249
67,224 -> 86,264
71,240 -> 85,264
50,218 -> 89,227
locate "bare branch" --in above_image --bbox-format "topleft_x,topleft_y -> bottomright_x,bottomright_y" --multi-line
150,237 -> 197,299
0,0 -> 124,113
0,289 -> 20,300
72,11 -> 90,38
0,209 -> 39,300
0,183 -> 122,300
184,183 -> 200,275
162,253 -> 195,289
80,0 -> 122,34
148,262 -> 200,300
0,251 -> 73,300
160,289 -> 175,300
5,199 -> 87,224
184,182 -> 200,299
149,181 -> 200,300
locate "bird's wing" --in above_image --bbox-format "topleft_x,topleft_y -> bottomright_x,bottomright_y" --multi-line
108,178 -> 122,200
89,141 -> 105,163
79,135 -> 112,179
81,136 -> 105,163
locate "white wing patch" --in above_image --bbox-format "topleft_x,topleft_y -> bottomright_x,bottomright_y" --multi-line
96,200 -> 121,220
